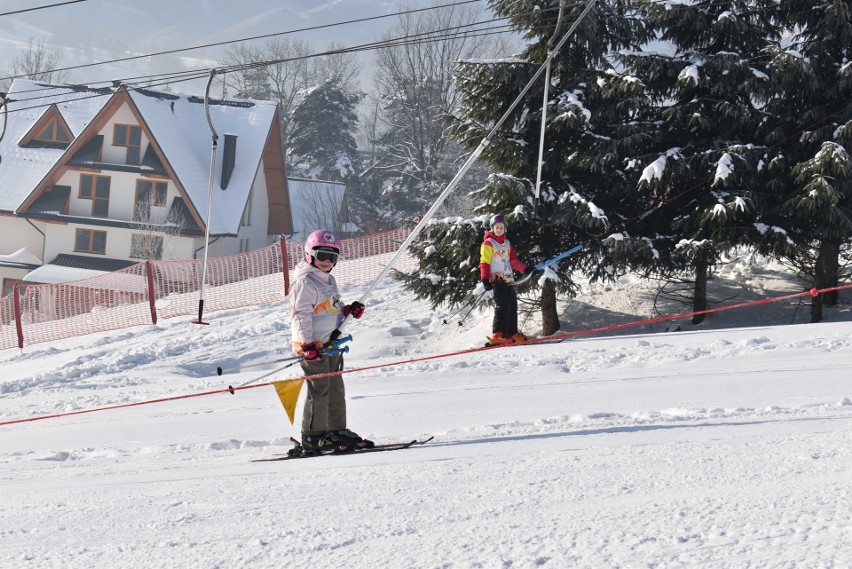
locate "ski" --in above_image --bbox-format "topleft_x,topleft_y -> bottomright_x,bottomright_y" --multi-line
483,336 -> 567,348
251,436 -> 434,462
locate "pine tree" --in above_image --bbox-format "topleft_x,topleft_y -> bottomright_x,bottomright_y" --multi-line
287,79 -> 371,233
613,0 -> 783,323
757,0 -> 852,322
399,0 -> 655,335
288,79 -> 362,181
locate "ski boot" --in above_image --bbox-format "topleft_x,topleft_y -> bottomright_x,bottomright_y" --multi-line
332,428 -> 375,450
294,433 -> 338,456
485,332 -> 513,347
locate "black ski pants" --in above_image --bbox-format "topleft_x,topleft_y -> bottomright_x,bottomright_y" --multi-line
492,280 -> 518,336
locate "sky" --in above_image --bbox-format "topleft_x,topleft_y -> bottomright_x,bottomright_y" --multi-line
0,0 -> 478,94
1,252 -> 851,567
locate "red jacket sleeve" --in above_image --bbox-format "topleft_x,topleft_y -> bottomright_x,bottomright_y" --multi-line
508,244 -> 527,273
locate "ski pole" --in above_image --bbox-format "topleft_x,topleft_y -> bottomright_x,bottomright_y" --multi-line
227,357 -> 304,394
456,295 -> 487,326
216,355 -> 303,376
225,336 -> 352,393
442,291 -> 487,325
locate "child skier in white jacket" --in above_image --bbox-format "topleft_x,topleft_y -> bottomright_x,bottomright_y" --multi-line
289,229 -> 369,455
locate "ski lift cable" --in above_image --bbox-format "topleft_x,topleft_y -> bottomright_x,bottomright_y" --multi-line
0,0 -> 485,84
533,0 -> 567,219
0,91 -> 8,144
332,0 -> 600,339
192,69 -> 220,325
0,0 -> 87,18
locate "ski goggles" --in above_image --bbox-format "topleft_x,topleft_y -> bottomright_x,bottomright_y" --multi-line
311,248 -> 339,264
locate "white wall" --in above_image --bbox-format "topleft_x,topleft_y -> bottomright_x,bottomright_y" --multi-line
42,223 -> 198,263
99,104 -> 150,166
0,217 -> 46,260
62,167 -> 176,222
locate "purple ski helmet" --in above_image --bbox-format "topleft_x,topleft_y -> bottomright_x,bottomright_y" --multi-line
489,214 -> 507,230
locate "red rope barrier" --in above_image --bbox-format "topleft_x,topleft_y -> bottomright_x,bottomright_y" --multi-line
2,283 -> 850,427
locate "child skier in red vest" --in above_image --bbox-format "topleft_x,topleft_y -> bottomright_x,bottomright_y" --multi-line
479,214 -> 533,345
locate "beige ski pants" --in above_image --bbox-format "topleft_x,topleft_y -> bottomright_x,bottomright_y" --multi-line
300,353 -> 346,435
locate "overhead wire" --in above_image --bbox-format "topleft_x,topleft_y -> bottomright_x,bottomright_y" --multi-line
0,0 -> 87,18
1,11 -> 538,114
0,0 -> 487,83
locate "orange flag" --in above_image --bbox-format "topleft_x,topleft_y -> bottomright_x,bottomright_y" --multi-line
273,378 -> 304,424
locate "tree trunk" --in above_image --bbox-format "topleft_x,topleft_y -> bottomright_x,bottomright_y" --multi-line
692,259 -> 708,325
541,279 -> 560,336
812,238 -> 841,323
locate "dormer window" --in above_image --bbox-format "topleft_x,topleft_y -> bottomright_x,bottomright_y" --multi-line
35,118 -> 71,144
113,124 -> 141,165
19,105 -> 73,149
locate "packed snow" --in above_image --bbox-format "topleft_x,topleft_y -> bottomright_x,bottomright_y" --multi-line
1,257 -> 851,568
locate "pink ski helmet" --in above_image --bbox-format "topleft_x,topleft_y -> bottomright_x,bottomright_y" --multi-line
304,229 -> 341,264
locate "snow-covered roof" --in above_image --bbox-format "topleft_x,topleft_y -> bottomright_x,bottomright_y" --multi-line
0,247 -> 42,268
0,82 -> 109,214
23,263 -> 109,284
0,79 -> 280,235
22,253 -> 140,288
128,88 -> 278,235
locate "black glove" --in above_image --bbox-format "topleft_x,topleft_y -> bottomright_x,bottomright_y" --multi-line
481,278 -> 493,291
524,265 -> 534,275
344,301 -> 365,319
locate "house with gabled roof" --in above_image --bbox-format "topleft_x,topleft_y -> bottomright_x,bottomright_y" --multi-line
287,177 -> 359,240
0,79 -> 294,295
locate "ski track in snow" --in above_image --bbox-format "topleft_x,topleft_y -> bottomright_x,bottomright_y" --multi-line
2,268 -> 852,568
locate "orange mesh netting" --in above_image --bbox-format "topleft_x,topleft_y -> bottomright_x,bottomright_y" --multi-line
2,229 -> 418,350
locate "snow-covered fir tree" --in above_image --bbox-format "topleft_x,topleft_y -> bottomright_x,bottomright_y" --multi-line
398,0 -> 654,335
287,78 -> 362,181
287,79 -> 375,232
756,0 -> 852,322
613,0 -> 783,323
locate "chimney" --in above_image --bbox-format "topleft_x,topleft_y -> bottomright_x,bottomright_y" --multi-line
221,134 -> 237,189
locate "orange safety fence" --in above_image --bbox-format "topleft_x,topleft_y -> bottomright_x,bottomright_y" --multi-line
1,229 -> 417,351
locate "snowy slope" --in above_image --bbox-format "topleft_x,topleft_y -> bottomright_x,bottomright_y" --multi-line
1,264 -> 851,568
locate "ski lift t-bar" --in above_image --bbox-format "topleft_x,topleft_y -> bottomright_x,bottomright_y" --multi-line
332,0 -> 600,337
193,68 -> 219,325
0,92 -> 9,145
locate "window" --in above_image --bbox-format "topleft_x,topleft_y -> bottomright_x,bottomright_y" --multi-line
79,174 -> 111,217
75,229 -> 107,254
241,190 -> 252,227
114,124 -> 142,165
2,278 -> 26,298
134,180 -> 168,221
130,234 -> 163,259
35,118 -> 71,144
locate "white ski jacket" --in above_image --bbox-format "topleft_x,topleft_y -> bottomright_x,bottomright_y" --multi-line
289,260 -> 345,352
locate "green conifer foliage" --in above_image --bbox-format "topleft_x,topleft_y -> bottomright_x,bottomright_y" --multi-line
398,0 -> 655,334
759,0 -> 852,321
615,0 -> 781,322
